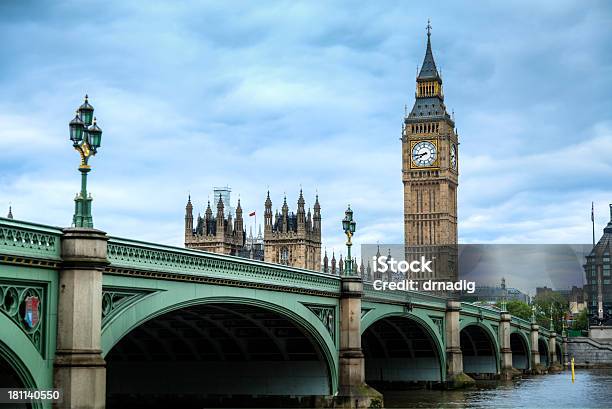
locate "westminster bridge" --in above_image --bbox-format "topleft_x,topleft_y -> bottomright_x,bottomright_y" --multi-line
0,216 -> 564,408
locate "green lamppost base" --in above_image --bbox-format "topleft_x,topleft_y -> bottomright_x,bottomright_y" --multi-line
72,168 -> 94,228
73,195 -> 94,228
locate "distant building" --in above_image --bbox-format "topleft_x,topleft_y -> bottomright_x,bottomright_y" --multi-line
463,278 -> 530,304
237,225 -> 264,261
213,186 -> 234,218
536,286 -> 555,298
184,194 -> 245,256
568,285 -> 587,315
264,191 -> 321,271
184,188 -> 322,270
584,204 -> 612,324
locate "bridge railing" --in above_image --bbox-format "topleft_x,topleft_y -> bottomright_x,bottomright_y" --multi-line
511,315 -> 533,330
107,236 -> 342,295
460,302 -> 503,321
0,218 -> 62,262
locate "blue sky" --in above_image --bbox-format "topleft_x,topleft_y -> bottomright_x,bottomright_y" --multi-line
1,0 -> 611,260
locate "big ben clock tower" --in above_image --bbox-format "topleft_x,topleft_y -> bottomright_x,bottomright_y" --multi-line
402,23 -> 458,282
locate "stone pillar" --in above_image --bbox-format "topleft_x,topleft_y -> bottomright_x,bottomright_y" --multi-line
530,322 -> 543,373
54,228 -> 108,409
562,335 -> 569,367
499,312 -> 517,379
445,300 -> 474,387
334,276 -> 382,408
549,333 -> 557,364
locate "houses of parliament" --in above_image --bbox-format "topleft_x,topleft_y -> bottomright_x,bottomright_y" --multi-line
185,24 -> 459,280
185,188 -> 322,271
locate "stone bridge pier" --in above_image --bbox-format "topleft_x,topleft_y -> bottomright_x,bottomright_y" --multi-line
499,311 -> 520,379
445,300 -> 475,387
54,228 -> 108,409
334,276 -> 383,408
530,321 -> 546,374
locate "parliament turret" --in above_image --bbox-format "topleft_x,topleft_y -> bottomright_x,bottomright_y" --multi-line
263,191 -> 322,270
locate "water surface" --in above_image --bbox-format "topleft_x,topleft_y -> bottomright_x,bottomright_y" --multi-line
384,369 -> 612,408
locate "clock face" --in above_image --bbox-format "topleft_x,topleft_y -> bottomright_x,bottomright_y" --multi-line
412,141 -> 437,167
450,144 -> 457,169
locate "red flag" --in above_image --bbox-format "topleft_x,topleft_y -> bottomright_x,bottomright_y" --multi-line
249,211 -> 256,217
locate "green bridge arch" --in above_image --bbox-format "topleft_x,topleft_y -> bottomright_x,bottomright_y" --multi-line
101,277 -> 339,394
510,327 -> 532,370
0,316 -> 42,392
360,303 -> 447,383
459,320 -> 501,375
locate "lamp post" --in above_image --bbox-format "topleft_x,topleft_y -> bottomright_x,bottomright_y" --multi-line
550,304 -> 555,332
342,205 -> 356,276
68,95 -> 103,228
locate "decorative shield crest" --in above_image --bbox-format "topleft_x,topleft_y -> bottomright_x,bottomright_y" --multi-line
23,296 -> 40,328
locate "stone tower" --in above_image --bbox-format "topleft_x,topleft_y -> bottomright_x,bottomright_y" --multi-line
184,194 -> 245,255
402,23 -> 459,282
264,190 -> 321,270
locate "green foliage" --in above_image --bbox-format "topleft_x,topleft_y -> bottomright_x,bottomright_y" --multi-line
572,308 -> 588,331
533,292 -> 569,333
496,300 -> 532,320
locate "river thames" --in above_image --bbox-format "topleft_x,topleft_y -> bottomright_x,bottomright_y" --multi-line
384,369 -> 612,408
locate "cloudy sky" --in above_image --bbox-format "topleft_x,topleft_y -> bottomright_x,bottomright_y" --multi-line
1,0 -> 611,262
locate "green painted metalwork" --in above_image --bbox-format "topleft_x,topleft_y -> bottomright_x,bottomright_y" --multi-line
360,300 -> 447,381
107,236 -> 341,295
430,316 -> 444,336
69,95 -> 103,228
0,264 -> 57,409
100,273 -> 340,394
301,303 -> 336,343
0,337 -> 43,409
459,321 -> 501,363
0,218 -> 61,262
0,280 -> 46,356
101,286 -> 158,330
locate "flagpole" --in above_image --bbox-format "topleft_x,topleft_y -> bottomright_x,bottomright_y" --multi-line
592,202 -> 596,248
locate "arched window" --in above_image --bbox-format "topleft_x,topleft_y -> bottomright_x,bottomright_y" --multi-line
280,247 -> 289,265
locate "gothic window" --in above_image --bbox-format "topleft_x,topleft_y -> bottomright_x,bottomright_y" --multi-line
280,246 -> 289,265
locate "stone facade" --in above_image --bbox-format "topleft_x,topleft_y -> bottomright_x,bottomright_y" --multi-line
402,27 -> 458,282
566,337 -> 612,367
264,191 -> 321,270
584,204 -> 612,324
184,195 -> 245,256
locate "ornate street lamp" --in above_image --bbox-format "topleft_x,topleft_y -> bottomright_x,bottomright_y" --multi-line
342,205 -> 356,276
549,304 -> 555,331
68,95 -> 102,228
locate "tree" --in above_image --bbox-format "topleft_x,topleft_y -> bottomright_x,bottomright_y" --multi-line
533,292 -> 569,334
496,300 -> 532,320
573,308 -> 588,331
